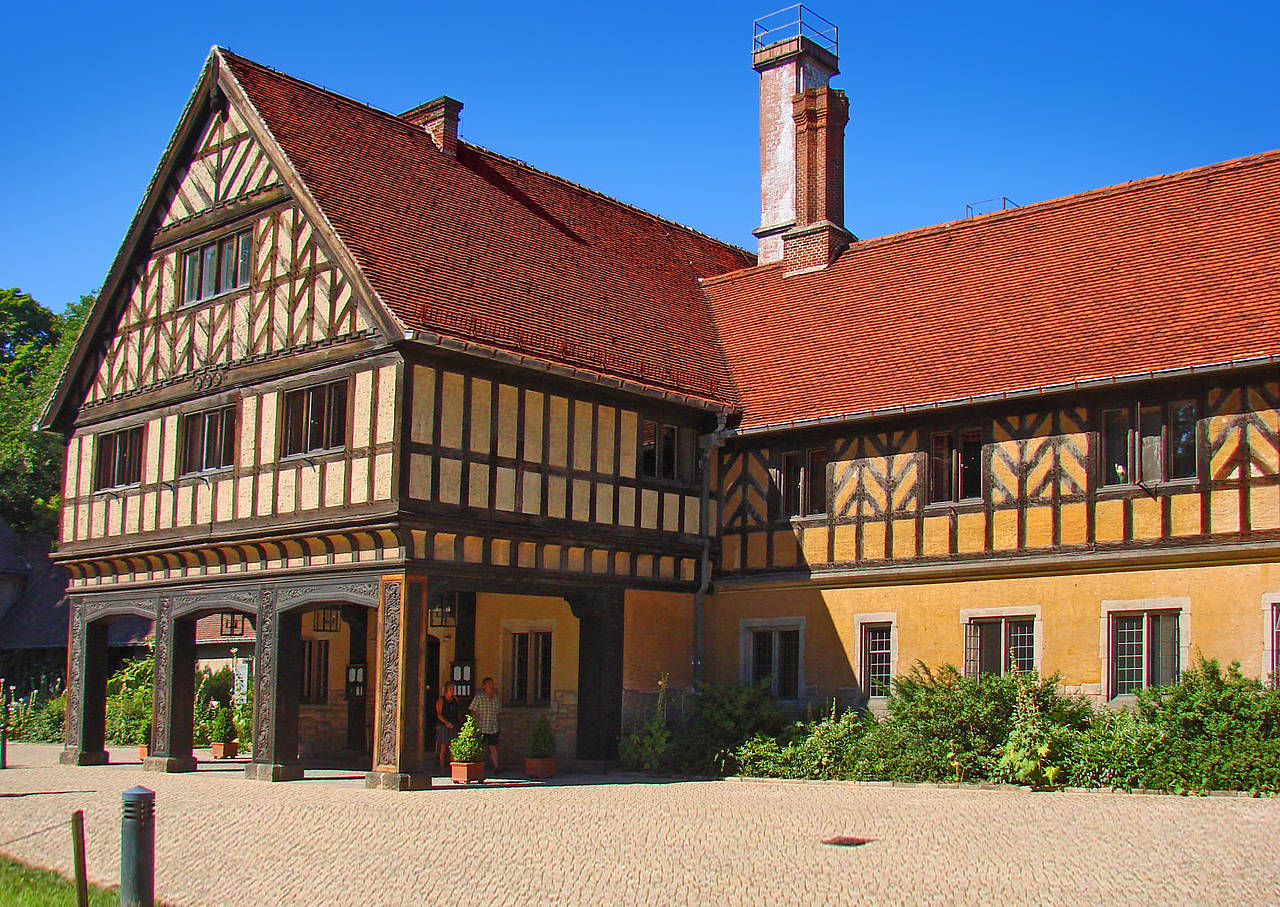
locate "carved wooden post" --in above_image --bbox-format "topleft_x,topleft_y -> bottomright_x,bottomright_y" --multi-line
568,588 -> 626,764
145,598 -> 197,772
60,598 -> 110,766
366,576 -> 431,790
245,589 -> 304,781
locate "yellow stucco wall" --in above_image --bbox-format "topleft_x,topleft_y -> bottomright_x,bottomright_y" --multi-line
473,593 -> 580,698
706,561 -> 1280,700
623,590 -> 695,691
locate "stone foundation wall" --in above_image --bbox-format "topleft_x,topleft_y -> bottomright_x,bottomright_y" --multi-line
298,702 -> 347,757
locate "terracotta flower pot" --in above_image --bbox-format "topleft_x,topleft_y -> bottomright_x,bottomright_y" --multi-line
451,761 -> 486,784
138,744 -> 149,762
211,740 -> 239,759
524,757 -> 557,779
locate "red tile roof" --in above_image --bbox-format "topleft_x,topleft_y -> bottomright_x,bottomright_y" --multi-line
220,51 -> 753,405
702,150 -> 1280,429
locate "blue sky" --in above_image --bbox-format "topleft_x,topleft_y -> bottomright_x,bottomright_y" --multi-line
3,0 -> 1277,311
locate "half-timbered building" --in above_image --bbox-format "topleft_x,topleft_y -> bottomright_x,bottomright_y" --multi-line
45,17 -> 1280,787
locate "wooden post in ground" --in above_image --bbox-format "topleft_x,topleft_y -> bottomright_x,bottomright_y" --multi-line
71,809 -> 88,907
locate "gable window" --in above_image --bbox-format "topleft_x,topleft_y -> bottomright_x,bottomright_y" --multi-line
964,617 -> 1035,677
861,624 -> 893,697
746,624 -> 801,699
181,229 -> 252,304
95,426 -> 144,491
1109,610 -> 1180,696
218,612 -> 249,637
778,446 -> 827,518
507,630 -> 552,706
1100,400 -> 1199,486
930,428 -> 982,503
181,406 -> 236,475
282,380 -> 348,457
640,420 -> 696,482
301,638 -> 330,704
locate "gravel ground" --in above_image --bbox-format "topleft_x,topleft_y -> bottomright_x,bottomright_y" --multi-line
1,743 -> 1278,905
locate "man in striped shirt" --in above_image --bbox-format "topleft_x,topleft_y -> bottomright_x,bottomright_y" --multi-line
469,676 -> 502,772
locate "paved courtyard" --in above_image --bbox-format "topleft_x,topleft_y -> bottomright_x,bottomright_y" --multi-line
1,743 -> 1278,905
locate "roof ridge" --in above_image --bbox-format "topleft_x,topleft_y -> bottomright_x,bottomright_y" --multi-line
215,48 -> 753,264
461,143 -> 755,262
846,147 -> 1280,255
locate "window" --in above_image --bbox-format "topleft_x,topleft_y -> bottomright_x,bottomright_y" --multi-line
301,639 -> 329,704
94,426 -> 144,490
282,380 -> 348,456
778,446 -> 827,518
218,612 -> 248,637
181,229 -> 252,304
1100,400 -> 1200,486
930,428 -> 982,503
507,630 -> 552,705
749,626 -> 801,699
181,407 -> 236,474
1109,610 -> 1180,696
861,624 -> 893,697
312,607 -> 340,633
964,617 -> 1034,676
640,420 -> 697,482
1272,604 -> 1280,685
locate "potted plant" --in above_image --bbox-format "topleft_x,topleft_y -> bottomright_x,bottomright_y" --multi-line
524,716 -> 557,778
137,720 -> 150,762
210,706 -> 239,759
450,716 -> 486,783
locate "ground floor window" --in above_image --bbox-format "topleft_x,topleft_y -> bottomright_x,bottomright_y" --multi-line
1110,610 -> 1180,696
964,617 -> 1034,677
858,625 -> 891,696
301,638 -> 329,704
508,630 -> 552,705
752,627 -> 800,699
1272,604 -> 1280,685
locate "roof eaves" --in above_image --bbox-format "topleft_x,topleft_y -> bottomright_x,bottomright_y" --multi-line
730,353 -> 1280,437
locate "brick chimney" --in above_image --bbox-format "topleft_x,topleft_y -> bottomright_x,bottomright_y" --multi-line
402,96 -> 463,157
752,27 -> 852,272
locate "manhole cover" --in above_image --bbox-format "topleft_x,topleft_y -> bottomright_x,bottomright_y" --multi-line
822,836 -> 874,847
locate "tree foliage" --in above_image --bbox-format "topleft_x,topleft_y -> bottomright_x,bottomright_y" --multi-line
0,288 -> 93,534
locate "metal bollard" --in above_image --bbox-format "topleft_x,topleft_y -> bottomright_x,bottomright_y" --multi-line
120,786 -> 155,907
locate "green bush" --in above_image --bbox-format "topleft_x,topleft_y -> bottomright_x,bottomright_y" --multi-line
734,706 -> 873,779
994,680 -> 1076,787
236,675 -> 254,749
665,680 -> 789,776
528,716 -> 556,759
210,707 -> 237,744
104,653 -> 153,746
9,692 -> 66,743
620,675 -> 671,772
450,716 -> 485,763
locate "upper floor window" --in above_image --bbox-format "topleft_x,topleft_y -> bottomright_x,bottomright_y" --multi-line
181,406 -> 236,475
778,446 -> 827,518
1100,400 -> 1199,486
181,229 -> 252,304
1109,609 -> 1180,696
95,426 -> 144,491
282,380 -> 348,457
218,612 -> 249,637
964,617 -> 1034,677
640,420 -> 696,483
930,428 -> 982,503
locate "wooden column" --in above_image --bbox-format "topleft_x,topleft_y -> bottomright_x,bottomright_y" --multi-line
144,598 -> 197,772
568,588 -> 626,764
60,599 -> 110,766
366,575 -> 431,790
245,589 -> 304,781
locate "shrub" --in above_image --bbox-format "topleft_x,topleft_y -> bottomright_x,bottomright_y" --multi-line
665,679 -> 790,776
994,679 -> 1076,787
528,716 -> 556,759
210,707 -> 237,744
620,675 -> 671,772
450,716 -> 485,763
734,705 -> 873,779
104,652 -> 153,746
9,692 -> 66,743
236,676 -> 254,749
1063,708 -> 1155,790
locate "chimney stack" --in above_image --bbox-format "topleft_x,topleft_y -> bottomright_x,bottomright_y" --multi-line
402,96 -> 463,157
752,8 -> 852,271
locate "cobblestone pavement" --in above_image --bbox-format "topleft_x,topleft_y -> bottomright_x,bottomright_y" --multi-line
2,743 -> 1279,905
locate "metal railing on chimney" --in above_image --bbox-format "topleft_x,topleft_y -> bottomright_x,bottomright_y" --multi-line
752,4 -> 838,55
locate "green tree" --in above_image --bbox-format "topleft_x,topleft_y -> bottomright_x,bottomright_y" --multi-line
0,289 -> 93,534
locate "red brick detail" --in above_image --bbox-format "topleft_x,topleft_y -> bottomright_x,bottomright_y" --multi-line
782,87 -> 851,272
402,96 -> 462,158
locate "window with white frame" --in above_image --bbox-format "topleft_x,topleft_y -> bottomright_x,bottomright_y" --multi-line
741,619 -> 803,700
1109,610 -> 1180,696
181,229 -> 252,304
861,624 -> 893,697
1271,603 -> 1279,685
964,617 -> 1035,677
